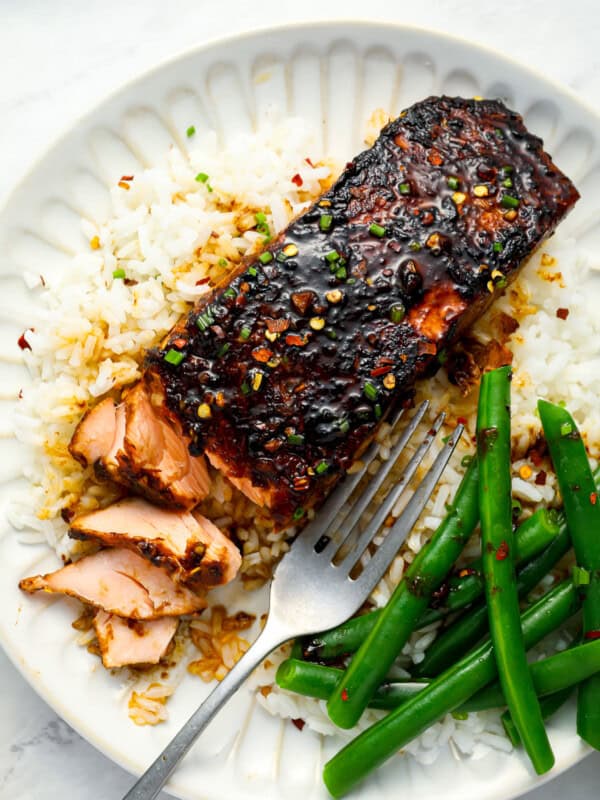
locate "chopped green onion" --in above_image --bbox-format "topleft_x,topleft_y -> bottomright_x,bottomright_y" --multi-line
390,303 -> 405,324
217,257 -> 228,267
496,277 -> 508,289
247,266 -> 258,277
461,454 -> 473,468
438,348 -> 448,365
560,421 -> 574,437
369,223 -> 386,238
217,342 -> 230,357
501,165 -> 514,175
325,329 -> 338,340
223,287 -> 237,299
112,268 -> 126,279
493,242 -> 504,253
336,266 -> 347,280
363,382 -> 378,402
572,565 -> 591,586
346,278 -> 356,285
196,308 -> 215,331
186,125 -> 196,137
293,507 -> 305,521
339,418 -> 350,434
316,460 -> 330,475
512,498 -> 523,517
325,250 -> 340,263
503,177 -> 513,188
259,251 -> 273,265
255,212 -> 267,224
240,380 -> 250,395
452,711 -> 469,721
501,194 -> 520,209
409,241 -> 421,252
195,172 -> 209,183
240,326 -> 252,341
287,433 -> 305,446
495,128 -> 504,138
276,251 -> 288,262
164,348 -> 184,366
447,176 -> 460,190
399,182 -> 411,195
374,403 -> 382,420
319,214 -> 333,232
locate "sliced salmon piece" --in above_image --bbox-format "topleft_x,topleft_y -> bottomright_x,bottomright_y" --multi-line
69,397 -> 118,467
69,383 -> 211,510
69,497 -> 241,587
94,610 -> 177,668
19,548 -> 206,619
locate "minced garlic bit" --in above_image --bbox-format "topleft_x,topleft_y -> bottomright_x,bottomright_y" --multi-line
197,403 -> 211,419
490,269 -> 503,280
252,372 -> 263,391
326,289 -> 343,304
283,243 -> 299,257
504,209 -> 518,221
89,235 -> 100,250
383,373 -> 396,390
473,184 -> 489,197
265,330 -> 278,342
309,317 -> 325,331
519,464 -> 533,480
452,191 -> 467,205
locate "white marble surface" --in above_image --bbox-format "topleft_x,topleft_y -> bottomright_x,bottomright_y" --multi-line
1,0 -> 599,797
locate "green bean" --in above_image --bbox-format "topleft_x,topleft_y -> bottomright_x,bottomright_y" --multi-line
322,579 -> 579,798
502,689 -> 573,747
419,507 -> 562,626
462,638 -> 600,710
326,456 -> 480,729
476,366 -> 553,773
413,515 -> 571,677
276,658 -> 427,710
539,400 -> 600,750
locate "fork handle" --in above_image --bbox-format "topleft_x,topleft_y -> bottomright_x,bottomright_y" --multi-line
122,620 -> 287,800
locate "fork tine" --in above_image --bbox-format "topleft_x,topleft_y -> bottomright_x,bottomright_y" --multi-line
353,423 -> 464,596
336,411 -> 446,570
315,401 -> 431,557
297,404 -> 415,550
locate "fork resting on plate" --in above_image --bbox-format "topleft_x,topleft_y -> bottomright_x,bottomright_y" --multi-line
123,400 -> 463,800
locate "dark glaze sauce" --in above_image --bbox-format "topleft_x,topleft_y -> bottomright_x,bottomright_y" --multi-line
147,96 -> 579,524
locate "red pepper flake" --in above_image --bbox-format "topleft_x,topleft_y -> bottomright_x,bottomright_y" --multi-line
556,307 -> 569,320
457,416 -> 468,426
172,337 -> 187,348
535,470 -> 547,486
585,630 -> 600,640
195,277 -> 210,286
120,174 -> 134,182
18,330 -> 33,350
291,173 -> 303,187
266,317 -> 290,333
496,541 -> 510,561
252,347 -> 273,363
291,718 -> 305,731
428,149 -> 443,166
305,157 -> 315,168
370,365 -> 393,377
591,492 -> 598,506
341,688 -> 349,702
286,334 -> 308,347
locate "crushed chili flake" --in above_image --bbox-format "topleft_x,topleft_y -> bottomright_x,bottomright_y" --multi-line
266,317 -> 290,333
341,688 -> 349,702
195,277 -> 210,286
285,334 -> 308,347
291,173 -> 303,187
591,492 -> 598,506
456,416 -> 468,426
291,718 -> 306,731
585,630 -> 600,640
305,157 -> 315,168
172,338 -> 187,348
535,470 -> 547,486
252,347 -> 273,363
370,365 -> 393,377
428,149 -> 443,166
120,174 -> 134,182
556,307 -> 569,320
496,541 -> 510,561
18,330 -> 33,350
458,567 -> 478,578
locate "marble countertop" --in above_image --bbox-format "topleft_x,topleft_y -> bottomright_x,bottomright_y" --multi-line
1,1 -> 599,797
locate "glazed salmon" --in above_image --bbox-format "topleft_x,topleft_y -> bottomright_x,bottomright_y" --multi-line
93,610 -> 178,668
69,383 -> 211,510
145,96 -> 579,524
19,548 -> 206,619
69,497 -> 241,587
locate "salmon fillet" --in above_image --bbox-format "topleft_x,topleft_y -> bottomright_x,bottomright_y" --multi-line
145,96 -> 579,524
69,497 -> 241,587
19,548 -> 206,619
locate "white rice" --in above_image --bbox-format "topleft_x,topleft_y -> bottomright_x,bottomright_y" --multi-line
9,110 -> 600,764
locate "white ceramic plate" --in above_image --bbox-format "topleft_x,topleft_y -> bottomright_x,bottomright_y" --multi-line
1,21 -> 600,800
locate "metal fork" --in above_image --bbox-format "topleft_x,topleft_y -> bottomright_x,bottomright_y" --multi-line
123,402 -> 463,800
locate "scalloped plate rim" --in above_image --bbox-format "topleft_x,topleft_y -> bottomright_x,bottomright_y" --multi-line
0,19 -> 598,800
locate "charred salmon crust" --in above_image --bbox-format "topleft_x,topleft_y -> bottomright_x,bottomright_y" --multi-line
146,96 -> 579,524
